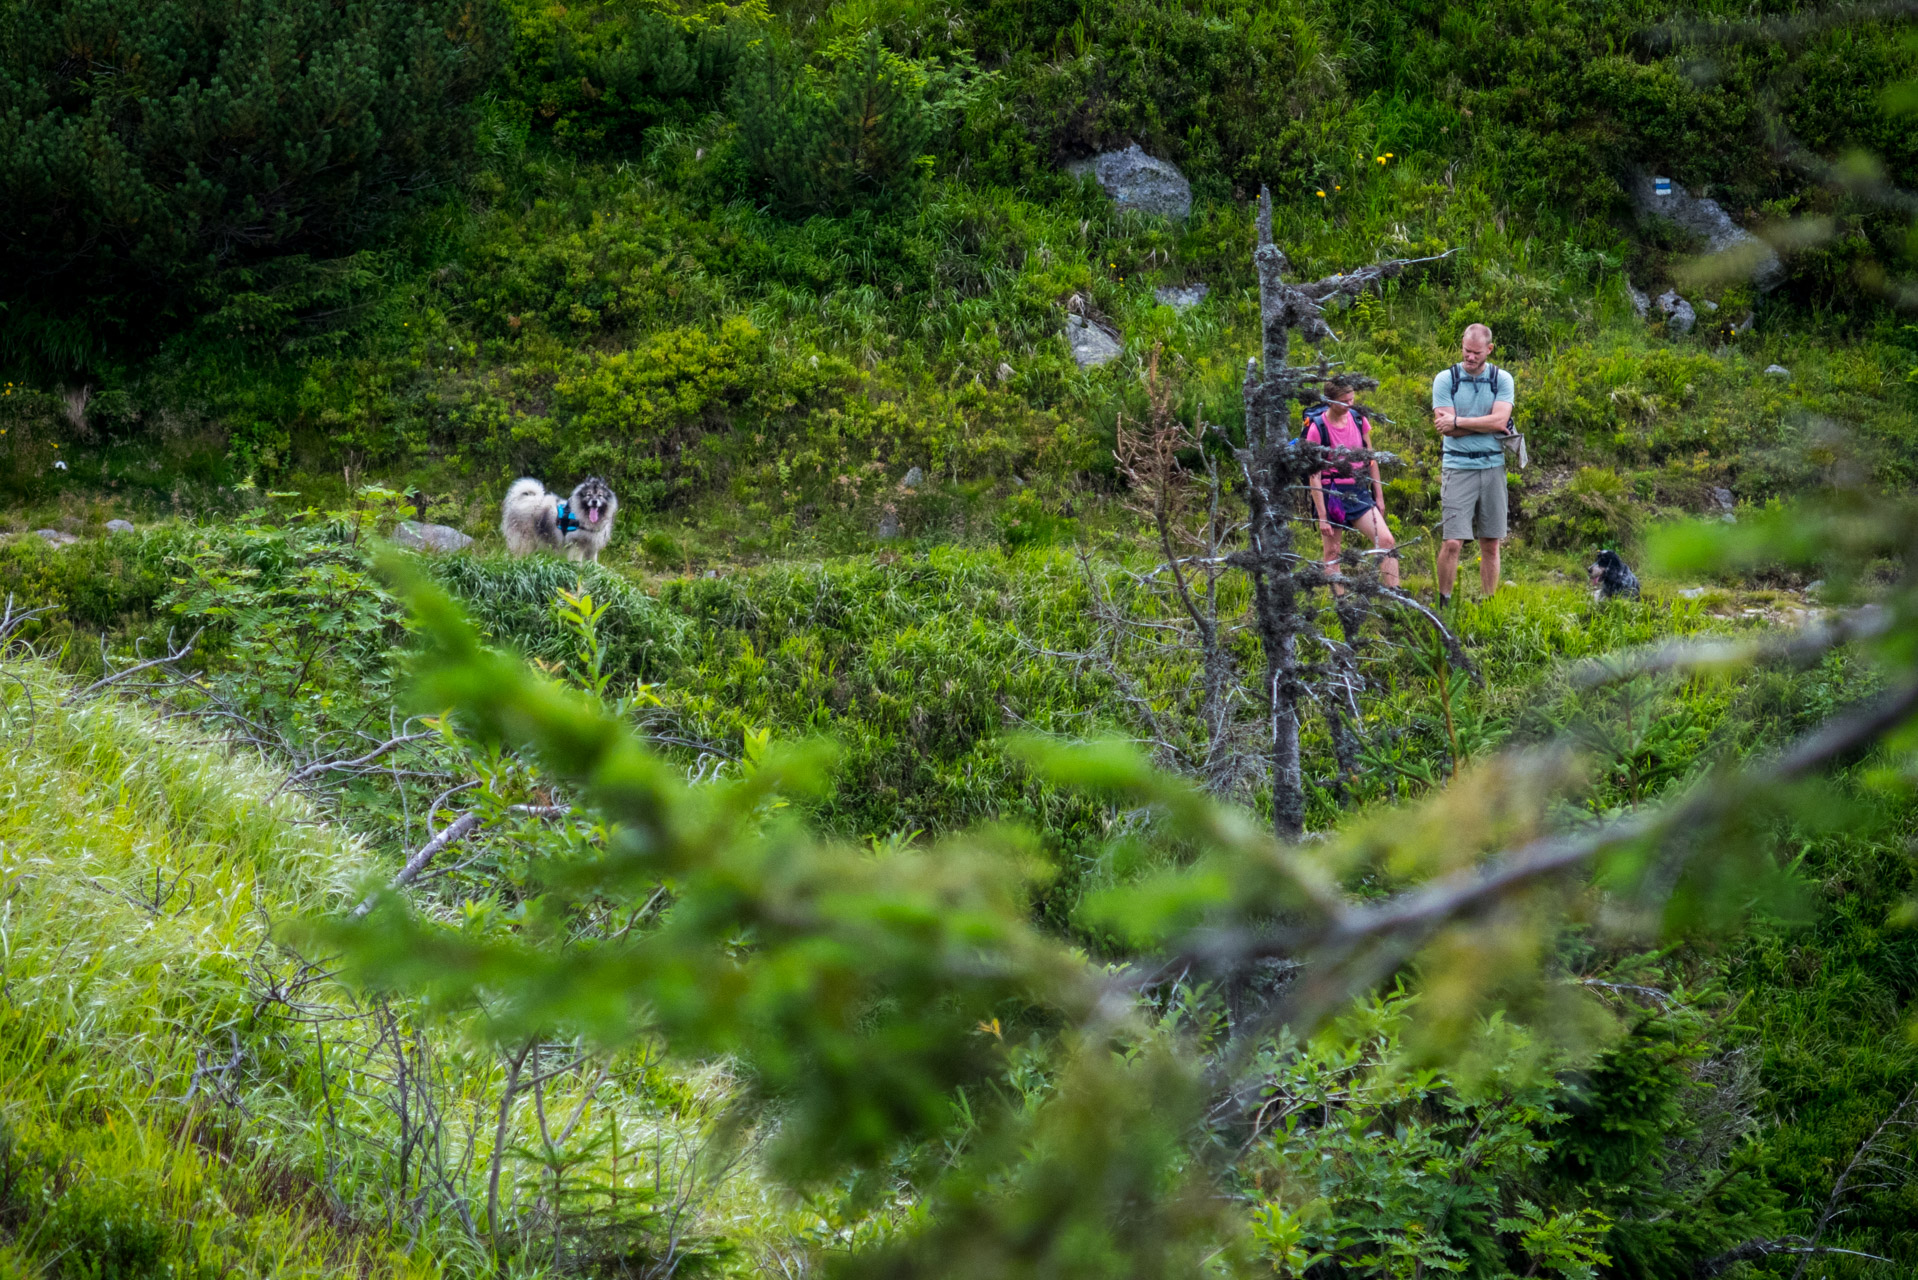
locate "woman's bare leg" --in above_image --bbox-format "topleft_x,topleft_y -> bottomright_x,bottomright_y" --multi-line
1355,508 -> 1400,588
1319,525 -> 1345,594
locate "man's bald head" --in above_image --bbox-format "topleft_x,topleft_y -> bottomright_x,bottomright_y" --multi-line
1460,325 -> 1494,372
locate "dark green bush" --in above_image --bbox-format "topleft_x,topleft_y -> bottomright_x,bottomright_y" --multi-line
1530,467 -> 1642,551
497,0 -> 758,153
0,0 -> 506,371
40,1175 -> 170,1280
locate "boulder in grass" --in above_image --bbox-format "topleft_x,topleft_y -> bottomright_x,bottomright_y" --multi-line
1066,314 -> 1123,368
35,529 -> 78,547
1065,144 -> 1192,220
1655,290 -> 1696,335
392,520 -> 473,553
1155,283 -> 1210,311
105,519 -> 135,534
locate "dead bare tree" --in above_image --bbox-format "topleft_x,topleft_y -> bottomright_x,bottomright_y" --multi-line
1228,188 -> 1476,839
1083,206 -> 1470,836
1098,349 -> 1263,797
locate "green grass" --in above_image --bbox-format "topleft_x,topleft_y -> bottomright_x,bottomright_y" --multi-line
0,658 -> 424,1277
0,656 -> 839,1279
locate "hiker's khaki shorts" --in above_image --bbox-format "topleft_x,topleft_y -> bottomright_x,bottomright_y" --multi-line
1441,466 -> 1508,541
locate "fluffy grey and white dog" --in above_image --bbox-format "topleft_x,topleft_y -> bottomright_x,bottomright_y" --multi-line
500,476 -> 619,562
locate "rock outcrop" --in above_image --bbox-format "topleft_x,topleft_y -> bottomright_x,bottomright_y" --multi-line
1631,174 -> 1784,291
1155,283 -> 1209,310
1655,290 -> 1696,335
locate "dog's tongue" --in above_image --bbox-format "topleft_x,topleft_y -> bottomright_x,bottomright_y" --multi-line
586,507 -> 599,524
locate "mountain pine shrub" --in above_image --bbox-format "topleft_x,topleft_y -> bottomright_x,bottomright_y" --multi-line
732,30 -> 932,216
0,0 -> 506,370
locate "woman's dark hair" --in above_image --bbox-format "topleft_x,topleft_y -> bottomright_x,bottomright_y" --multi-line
1325,373 -> 1365,398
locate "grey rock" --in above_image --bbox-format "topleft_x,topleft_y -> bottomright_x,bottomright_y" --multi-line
1764,364 -> 1791,378
34,529 -> 77,548
1711,487 -> 1735,513
105,519 -> 135,534
1631,173 -> 1784,291
877,508 -> 902,540
391,520 -> 473,553
1155,282 -> 1210,311
1678,587 -> 1710,599
1065,144 -> 1192,219
1655,290 -> 1696,335
900,466 -> 925,490
1065,313 -> 1123,367
1733,312 -> 1755,335
1701,299 -> 1719,312
1625,276 -> 1650,319
995,362 -> 1015,383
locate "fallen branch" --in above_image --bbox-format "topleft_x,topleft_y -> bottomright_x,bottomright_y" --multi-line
349,803 -> 569,919
181,1029 -> 245,1103
63,628 -> 202,706
271,728 -> 441,799
1694,1236 -> 1893,1278
1788,1084 -> 1918,1280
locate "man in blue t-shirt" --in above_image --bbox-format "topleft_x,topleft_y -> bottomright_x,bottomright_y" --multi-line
1431,324 -> 1516,607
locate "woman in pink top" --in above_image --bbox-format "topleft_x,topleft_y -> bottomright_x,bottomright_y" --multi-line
1303,376 -> 1399,588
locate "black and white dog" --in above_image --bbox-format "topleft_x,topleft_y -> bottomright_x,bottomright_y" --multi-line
500,476 -> 619,563
1589,549 -> 1640,601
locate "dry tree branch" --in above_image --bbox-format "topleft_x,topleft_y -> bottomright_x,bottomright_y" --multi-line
1574,604 -> 1895,687
1153,674 -> 1918,1032
1786,1085 -> 1918,1280
1692,1238 -> 1893,1277
275,727 -> 441,796
62,628 -> 202,706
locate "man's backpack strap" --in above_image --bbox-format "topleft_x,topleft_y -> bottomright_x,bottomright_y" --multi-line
1448,363 -> 1503,415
